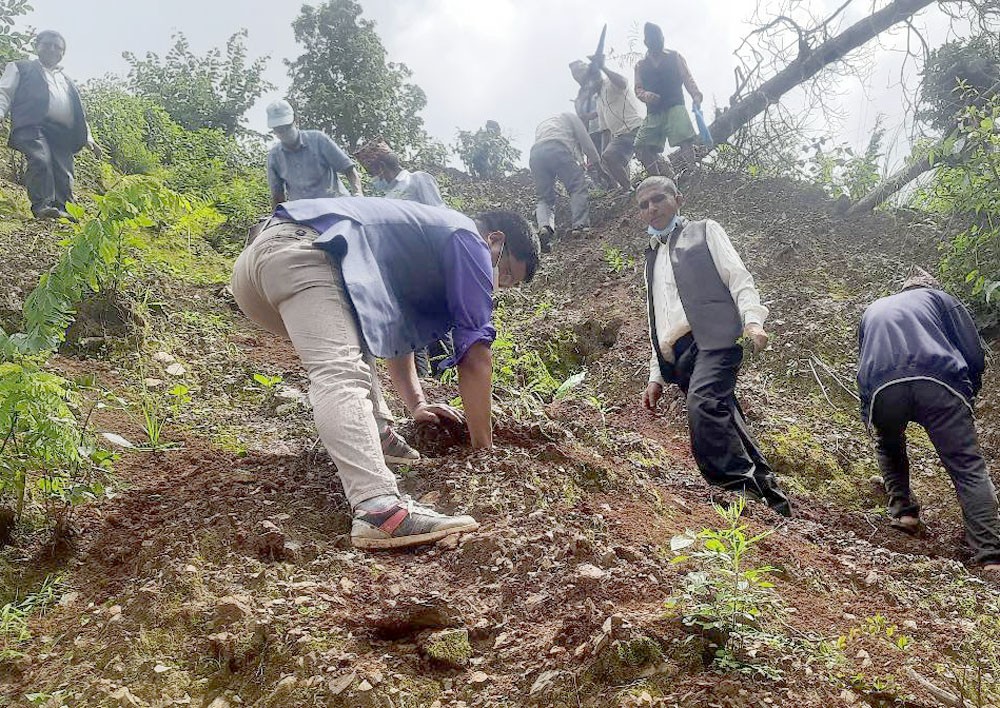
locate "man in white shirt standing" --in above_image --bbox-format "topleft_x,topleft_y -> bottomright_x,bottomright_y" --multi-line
0,30 -> 99,220
637,176 -> 791,516
570,57 -> 644,192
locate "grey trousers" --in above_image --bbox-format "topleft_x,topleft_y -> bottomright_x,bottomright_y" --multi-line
528,140 -> 589,231
10,122 -> 76,215
872,379 -> 1000,565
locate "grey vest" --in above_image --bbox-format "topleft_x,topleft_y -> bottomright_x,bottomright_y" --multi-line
645,219 -> 742,383
9,60 -> 88,151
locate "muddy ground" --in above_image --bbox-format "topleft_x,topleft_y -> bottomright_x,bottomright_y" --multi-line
1,169 -> 998,707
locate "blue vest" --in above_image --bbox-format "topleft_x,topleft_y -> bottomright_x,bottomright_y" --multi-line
277,197 -> 486,359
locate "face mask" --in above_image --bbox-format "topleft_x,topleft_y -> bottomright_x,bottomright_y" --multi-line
371,177 -> 389,191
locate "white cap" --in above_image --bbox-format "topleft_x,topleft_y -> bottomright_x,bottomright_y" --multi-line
266,99 -> 295,128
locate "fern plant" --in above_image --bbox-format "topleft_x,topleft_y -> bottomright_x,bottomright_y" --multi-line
1,176 -> 192,357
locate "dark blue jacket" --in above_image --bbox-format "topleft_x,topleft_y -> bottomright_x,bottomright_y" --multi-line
857,287 -> 985,423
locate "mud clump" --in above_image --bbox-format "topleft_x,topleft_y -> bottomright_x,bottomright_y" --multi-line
404,418 -> 469,458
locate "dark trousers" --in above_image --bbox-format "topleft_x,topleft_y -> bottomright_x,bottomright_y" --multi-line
872,379 -> 1000,564
9,121 -> 77,215
529,140 -> 589,230
415,333 -> 455,378
673,336 -> 791,514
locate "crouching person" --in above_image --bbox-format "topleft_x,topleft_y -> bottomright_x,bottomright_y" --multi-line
858,268 -> 1000,573
230,197 -> 540,549
637,176 -> 791,516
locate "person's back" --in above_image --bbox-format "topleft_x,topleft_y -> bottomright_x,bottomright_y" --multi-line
858,287 -> 982,414
534,113 -> 580,159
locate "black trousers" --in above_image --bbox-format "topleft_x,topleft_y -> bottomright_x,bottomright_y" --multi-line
872,379 -> 1000,565
673,336 -> 791,515
9,121 -> 77,215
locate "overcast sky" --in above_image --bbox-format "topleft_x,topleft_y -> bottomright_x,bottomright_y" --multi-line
27,1 -> 981,170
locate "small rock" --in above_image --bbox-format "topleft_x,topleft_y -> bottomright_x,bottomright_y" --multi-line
166,363 -> 186,377
153,663 -> 170,674
436,534 -> 459,551
903,620 -> 918,630
530,669 -> 565,697
863,570 -> 879,586
59,591 -> 80,607
421,628 -> 472,668
575,563 -> 608,582
213,596 -> 252,627
358,679 -> 373,692
329,671 -> 356,695
340,577 -> 356,594
469,670 -> 489,685
206,698 -> 231,708
143,378 -> 164,389
153,352 -> 176,364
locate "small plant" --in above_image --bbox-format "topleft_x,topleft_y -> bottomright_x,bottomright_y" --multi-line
603,246 -> 634,275
0,363 -> 112,530
0,575 -> 61,661
667,496 -> 783,672
136,383 -> 188,451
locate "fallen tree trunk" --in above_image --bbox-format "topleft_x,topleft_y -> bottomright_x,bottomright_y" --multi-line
846,147 -> 960,215
709,0 -> 935,145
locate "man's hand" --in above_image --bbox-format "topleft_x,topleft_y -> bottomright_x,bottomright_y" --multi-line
743,323 -> 769,353
88,139 -> 103,160
642,382 -> 663,410
637,89 -> 660,104
413,402 -> 465,425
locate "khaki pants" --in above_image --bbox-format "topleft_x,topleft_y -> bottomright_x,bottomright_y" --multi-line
230,222 -> 399,508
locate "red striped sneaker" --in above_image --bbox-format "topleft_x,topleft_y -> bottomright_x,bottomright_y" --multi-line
351,498 -> 479,550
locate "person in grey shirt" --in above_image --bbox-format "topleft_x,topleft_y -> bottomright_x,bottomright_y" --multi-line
265,99 -> 362,209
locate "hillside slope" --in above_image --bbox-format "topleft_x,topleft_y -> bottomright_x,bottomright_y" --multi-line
1,169 -> 998,708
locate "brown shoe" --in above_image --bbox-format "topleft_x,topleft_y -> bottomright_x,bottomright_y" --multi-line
889,514 -> 924,536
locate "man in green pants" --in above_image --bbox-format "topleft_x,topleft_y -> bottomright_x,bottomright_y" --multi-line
633,22 -> 703,179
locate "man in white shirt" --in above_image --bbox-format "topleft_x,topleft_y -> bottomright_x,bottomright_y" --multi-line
637,176 -> 791,516
0,31 -> 99,220
529,112 -> 605,250
353,138 -> 445,208
570,58 -> 644,192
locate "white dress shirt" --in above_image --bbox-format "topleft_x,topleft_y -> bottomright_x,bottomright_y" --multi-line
648,218 -> 768,385
0,61 -> 89,137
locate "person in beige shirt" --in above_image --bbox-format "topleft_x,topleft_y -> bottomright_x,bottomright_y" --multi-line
570,57 -> 645,191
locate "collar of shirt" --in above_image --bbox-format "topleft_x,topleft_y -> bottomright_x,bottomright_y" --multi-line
648,215 -> 682,250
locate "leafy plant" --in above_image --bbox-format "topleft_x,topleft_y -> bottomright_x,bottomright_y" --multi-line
0,176 -> 192,357
799,128 -> 885,201
453,122 -> 521,179
0,0 -> 33,65
123,29 -> 274,136
0,575 -> 61,661
667,496 -> 783,672
0,363 -> 111,529
602,246 -> 634,275
136,383 -> 188,452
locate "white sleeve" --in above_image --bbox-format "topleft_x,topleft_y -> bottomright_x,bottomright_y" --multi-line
0,63 -> 21,121
649,347 -> 665,385
704,219 -> 768,327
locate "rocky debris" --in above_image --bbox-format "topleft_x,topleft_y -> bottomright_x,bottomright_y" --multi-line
529,669 -> 573,706
420,628 -> 472,669
364,596 -> 463,640
212,596 -> 252,628
575,563 -> 608,582
580,616 -> 674,685
254,520 -> 298,561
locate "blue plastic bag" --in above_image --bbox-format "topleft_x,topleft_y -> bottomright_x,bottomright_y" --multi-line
693,105 -> 713,147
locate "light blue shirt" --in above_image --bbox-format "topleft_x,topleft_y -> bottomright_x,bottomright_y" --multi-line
267,129 -> 354,201
375,169 -> 445,208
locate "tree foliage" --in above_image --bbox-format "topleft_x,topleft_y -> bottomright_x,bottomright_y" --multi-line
123,30 -> 273,136
285,0 -> 429,154
453,123 -> 520,179
918,35 -> 1000,134
922,93 -> 1000,320
83,81 -> 269,242
0,0 -> 31,64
